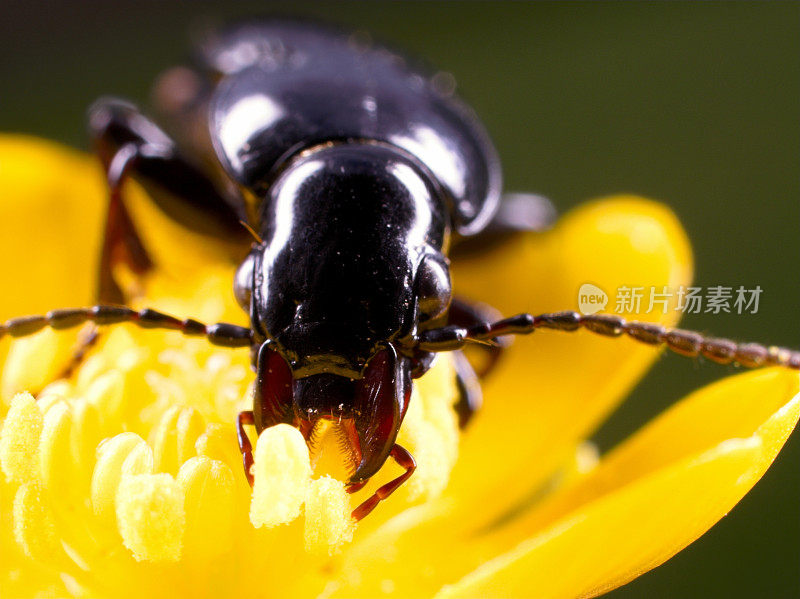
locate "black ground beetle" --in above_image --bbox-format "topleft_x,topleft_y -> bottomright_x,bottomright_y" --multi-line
3,19 -> 798,521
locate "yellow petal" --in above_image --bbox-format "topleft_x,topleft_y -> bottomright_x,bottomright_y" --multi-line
0,136 -> 238,380
437,368 -> 799,598
447,196 -> 693,524
0,136 -> 105,320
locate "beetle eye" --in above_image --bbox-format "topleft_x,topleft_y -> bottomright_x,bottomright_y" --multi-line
416,253 -> 451,322
233,254 -> 255,311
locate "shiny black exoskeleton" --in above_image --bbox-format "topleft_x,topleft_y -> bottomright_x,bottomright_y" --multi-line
8,18 -> 795,522
85,20 -> 523,518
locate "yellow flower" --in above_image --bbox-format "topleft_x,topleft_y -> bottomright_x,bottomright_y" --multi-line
0,135 -> 797,598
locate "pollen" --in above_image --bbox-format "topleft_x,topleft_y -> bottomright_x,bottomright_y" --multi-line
0,262 -> 464,597
116,472 -> 186,562
304,475 -> 354,555
250,423 -> 312,528
0,392 -> 43,483
90,432 -> 153,525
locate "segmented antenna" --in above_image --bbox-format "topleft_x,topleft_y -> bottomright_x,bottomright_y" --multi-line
3,307 -> 798,371
0,306 -> 251,348
417,311 -> 800,370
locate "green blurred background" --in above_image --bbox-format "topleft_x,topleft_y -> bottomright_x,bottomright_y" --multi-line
1,2 -> 797,597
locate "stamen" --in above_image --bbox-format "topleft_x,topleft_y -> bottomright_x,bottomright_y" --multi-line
0,392 -> 43,483
194,422 -> 242,468
91,433 -> 152,525
250,423 -> 312,528
39,403 -> 73,493
304,475 -> 354,555
13,483 -> 62,561
1,328 -> 77,398
150,406 -> 204,475
116,473 -> 186,562
177,457 -> 236,560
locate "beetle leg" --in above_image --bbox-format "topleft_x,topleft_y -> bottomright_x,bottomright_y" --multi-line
56,326 -> 100,381
452,350 -> 482,429
88,97 -> 251,302
236,410 -> 256,486
447,297 -> 509,378
451,192 -> 556,258
350,444 -> 416,522
98,143 -> 153,303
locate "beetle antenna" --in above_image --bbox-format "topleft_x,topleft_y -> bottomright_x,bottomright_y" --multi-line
1,306 -> 251,348
417,311 -> 800,370
239,220 -> 264,245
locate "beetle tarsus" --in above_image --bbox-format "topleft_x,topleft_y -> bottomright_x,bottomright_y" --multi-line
350,444 -> 416,522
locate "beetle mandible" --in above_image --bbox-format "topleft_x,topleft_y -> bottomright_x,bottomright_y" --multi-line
3,19 -> 798,521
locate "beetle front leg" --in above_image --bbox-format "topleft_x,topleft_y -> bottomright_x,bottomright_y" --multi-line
447,297 -> 509,378
89,97 -> 251,303
55,326 -> 100,381
236,410 -> 256,486
451,192 -> 556,257
349,444 -> 416,522
98,141 -> 154,303
452,350 -> 482,428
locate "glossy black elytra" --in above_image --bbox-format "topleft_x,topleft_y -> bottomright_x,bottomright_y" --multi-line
3,19 -> 799,522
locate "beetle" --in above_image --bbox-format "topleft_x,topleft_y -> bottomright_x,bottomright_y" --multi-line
2,19 -> 798,521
